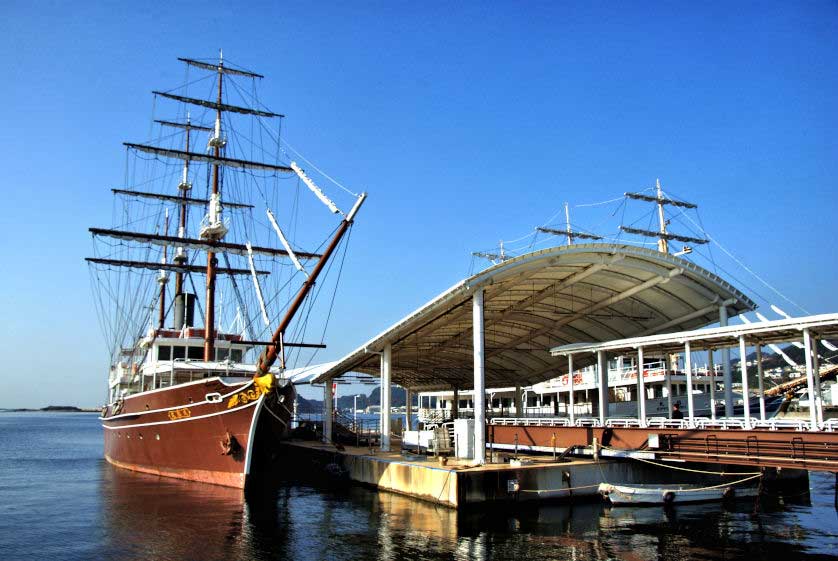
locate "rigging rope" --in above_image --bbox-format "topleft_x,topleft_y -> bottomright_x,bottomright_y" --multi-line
678,209 -> 811,315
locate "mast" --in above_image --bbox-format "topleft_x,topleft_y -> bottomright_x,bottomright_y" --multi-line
536,204 -> 602,245
158,209 -> 169,329
622,179 -> 707,254
472,240 -> 508,265
655,179 -> 668,253
564,202 -> 572,245
204,51 -> 225,362
174,115 -> 192,297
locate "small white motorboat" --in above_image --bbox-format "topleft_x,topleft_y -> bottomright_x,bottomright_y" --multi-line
598,482 -> 758,506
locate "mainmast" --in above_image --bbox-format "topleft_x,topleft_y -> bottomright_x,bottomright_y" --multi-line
202,51 -> 228,362
621,179 -> 708,254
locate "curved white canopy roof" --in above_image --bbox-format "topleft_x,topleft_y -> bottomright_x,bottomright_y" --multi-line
313,244 -> 756,391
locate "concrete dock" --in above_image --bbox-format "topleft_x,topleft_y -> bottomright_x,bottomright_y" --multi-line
280,440 -> 764,508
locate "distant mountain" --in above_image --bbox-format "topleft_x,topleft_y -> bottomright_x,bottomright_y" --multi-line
732,340 -> 838,370
295,385 -> 417,413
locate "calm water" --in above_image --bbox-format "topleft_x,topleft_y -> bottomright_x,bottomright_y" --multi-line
0,413 -> 835,561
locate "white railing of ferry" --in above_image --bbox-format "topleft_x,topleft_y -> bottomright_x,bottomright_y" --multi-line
490,418 -> 571,427
417,408 -> 452,424
545,361 -> 671,390
604,419 -> 645,428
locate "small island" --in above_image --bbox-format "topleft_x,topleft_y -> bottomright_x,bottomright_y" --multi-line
0,405 -> 101,413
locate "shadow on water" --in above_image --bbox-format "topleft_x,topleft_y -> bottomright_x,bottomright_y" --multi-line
94,461 -> 838,561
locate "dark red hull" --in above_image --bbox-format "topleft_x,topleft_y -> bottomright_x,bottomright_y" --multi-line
101,377 -> 294,488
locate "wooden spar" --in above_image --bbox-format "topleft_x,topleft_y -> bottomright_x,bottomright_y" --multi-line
112,189 -> 253,209
177,58 -> 265,79
123,143 -> 293,172
151,91 -> 282,118
237,340 -> 327,349
255,194 -> 367,376
154,119 -> 213,132
204,63 -> 223,362
85,257 -> 269,276
88,228 -> 321,259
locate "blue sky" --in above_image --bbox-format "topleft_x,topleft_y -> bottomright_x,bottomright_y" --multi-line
1,1 -> 836,407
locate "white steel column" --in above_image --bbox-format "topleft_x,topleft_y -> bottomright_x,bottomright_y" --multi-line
637,346 -> 646,424
756,346 -> 766,421
812,336 -> 824,426
738,335 -> 752,430
684,341 -> 695,422
380,343 -> 392,452
324,379 -> 333,443
708,349 -> 716,421
567,354 -> 575,425
472,288 -> 486,463
514,385 -> 523,417
597,350 -> 608,425
404,388 -> 413,432
720,305 -> 734,417
665,355 -> 673,419
803,328 -> 818,429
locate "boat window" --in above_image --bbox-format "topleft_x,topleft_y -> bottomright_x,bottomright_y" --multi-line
172,346 -> 186,360
230,349 -> 243,363
158,346 -> 171,360
188,346 -> 203,360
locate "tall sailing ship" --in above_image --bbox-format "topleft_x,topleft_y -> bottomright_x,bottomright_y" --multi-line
88,54 -> 366,488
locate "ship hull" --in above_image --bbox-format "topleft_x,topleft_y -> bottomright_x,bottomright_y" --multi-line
101,377 -> 294,489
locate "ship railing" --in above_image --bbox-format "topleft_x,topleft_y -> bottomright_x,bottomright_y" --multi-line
604,419 -> 644,428
463,414 -> 836,433
490,418 -> 571,427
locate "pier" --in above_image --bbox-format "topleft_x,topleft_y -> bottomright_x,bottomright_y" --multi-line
291,244 -> 837,506
280,440 -> 783,508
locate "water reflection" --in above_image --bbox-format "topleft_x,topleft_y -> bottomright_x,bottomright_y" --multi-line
97,463 -> 836,561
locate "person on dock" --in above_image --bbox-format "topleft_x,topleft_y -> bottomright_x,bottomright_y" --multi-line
672,402 -> 684,419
